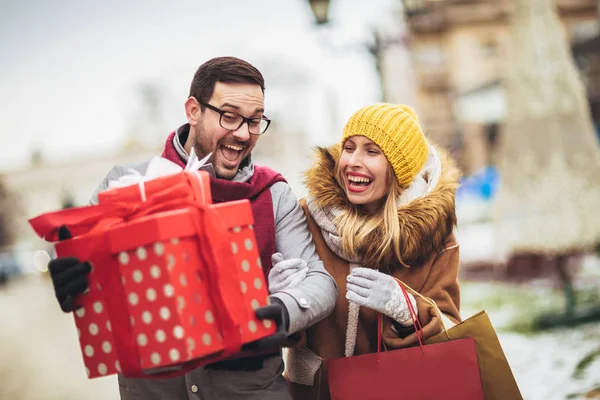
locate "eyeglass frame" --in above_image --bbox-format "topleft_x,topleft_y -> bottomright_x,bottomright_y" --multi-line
199,101 -> 271,135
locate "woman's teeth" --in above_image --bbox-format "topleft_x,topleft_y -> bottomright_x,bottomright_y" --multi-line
348,176 -> 372,184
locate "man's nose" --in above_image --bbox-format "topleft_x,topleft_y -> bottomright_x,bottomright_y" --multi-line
232,121 -> 251,141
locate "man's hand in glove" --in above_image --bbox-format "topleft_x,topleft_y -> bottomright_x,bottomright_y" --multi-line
346,267 -> 417,327
48,226 -> 92,312
241,298 -> 290,352
268,253 -> 308,294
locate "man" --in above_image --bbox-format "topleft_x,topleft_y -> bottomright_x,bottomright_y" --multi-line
48,56 -> 337,399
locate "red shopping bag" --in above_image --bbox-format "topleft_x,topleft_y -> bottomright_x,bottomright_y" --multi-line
327,283 -> 484,400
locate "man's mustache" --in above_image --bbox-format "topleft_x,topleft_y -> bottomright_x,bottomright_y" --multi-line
218,140 -> 249,150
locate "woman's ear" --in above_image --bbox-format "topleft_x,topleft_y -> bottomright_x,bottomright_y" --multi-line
423,170 -> 431,182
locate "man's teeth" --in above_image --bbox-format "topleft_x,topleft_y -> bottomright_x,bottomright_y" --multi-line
223,144 -> 243,151
348,176 -> 372,183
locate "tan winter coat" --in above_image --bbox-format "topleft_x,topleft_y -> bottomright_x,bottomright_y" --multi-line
286,145 -> 462,400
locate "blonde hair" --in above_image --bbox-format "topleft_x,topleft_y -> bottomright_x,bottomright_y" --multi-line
334,161 -> 406,269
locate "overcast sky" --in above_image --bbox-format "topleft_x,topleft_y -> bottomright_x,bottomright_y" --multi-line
0,0 -> 399,170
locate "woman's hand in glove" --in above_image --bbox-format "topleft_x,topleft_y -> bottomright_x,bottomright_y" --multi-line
346,267 -> 417,326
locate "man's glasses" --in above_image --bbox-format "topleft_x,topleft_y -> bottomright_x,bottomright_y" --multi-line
200,102 -> 271,135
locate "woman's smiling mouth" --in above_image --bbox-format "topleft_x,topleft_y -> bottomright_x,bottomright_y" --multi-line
347,172 -> 373,193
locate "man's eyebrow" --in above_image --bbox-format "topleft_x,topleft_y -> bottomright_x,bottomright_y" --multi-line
221,102 -> 241,111
221,103 -> 264,117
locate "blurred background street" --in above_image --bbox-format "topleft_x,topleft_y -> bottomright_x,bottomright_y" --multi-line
2,0 -> 600,398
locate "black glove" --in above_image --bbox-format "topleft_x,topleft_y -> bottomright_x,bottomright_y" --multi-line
48,226 -> 92,313
241,297 -> 290,352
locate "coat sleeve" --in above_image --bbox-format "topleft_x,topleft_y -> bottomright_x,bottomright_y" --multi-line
268,182 -> 338,335
381,237 -> 461,349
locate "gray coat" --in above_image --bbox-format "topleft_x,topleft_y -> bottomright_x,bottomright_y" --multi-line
90,153 -> 337,400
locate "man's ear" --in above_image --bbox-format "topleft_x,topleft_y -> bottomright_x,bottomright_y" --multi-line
185,97 -> 201,126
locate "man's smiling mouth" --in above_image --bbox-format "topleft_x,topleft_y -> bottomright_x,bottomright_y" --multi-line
220,143 -> 245,163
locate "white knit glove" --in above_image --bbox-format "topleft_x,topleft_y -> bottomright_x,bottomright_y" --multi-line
346,267 -> 417,327
268,253 -> 308,294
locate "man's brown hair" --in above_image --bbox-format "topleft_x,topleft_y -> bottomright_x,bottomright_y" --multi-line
189,57 -> 265,107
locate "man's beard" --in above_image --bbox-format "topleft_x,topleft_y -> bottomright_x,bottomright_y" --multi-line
192,124 -> 243,180
192,125 -> 215,165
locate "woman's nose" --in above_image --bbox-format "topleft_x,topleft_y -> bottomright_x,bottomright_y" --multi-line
348,150 -> 363,166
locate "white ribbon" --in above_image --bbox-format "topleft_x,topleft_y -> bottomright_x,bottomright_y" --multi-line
107,149 -> 212,201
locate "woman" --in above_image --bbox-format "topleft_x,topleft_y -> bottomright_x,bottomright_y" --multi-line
284,103 -> 462,399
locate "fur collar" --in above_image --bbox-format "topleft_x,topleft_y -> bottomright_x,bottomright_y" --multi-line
304,145 -> 460,267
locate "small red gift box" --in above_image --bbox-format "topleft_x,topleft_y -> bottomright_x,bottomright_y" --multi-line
29,170 -> 275,379
97,171 -> 211,206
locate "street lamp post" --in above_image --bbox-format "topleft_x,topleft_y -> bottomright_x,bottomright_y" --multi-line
308,0 -> 331,25
306,0 -> 405,102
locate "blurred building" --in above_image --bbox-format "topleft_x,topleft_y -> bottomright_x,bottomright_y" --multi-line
399,0 -> 598,174
1,144 -> 161,254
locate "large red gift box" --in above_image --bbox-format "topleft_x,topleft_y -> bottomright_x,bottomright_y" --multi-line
29,170 -> 275,379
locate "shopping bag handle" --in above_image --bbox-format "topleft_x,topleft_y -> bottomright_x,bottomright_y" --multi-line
377,281 -> 426,360
393,277 -> 452,340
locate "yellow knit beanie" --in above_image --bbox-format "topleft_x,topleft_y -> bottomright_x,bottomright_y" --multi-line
341,103 -> 429,187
